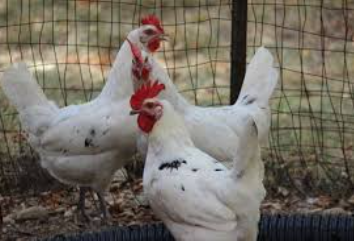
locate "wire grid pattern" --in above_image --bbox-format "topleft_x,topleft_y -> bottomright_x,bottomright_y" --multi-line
249,0 -> 354,195
0,0 -> 231,195
1,0 -> 354,199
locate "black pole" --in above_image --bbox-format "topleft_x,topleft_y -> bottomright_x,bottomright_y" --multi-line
230,0 -> 248,104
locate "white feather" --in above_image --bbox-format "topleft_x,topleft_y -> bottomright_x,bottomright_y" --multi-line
143,101 -> 264,241
1,63 -> 57,112
144,46 -> 278,164
0,30 -> 144,194
137,47 -> 277,240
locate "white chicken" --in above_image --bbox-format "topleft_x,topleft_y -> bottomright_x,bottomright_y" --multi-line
0,15 -> 167,220
130,43 -> 278,192
129,81 -> 265,241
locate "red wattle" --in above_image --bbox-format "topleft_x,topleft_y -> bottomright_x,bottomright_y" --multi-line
141,66 -> 150,81
148,38 -> 161,53
138,113 -> 156,133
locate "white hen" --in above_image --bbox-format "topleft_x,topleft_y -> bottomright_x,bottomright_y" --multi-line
129,81 -> 265,241
0,15 -> 167,220
131,45 -> 278,191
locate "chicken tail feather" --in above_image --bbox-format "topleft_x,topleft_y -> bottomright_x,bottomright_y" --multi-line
2,63 -> 52,111
1,63 -> 57,135
234,47 -> 279,143
236,47 -> 278,108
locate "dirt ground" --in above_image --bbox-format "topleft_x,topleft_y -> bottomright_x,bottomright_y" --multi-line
1,175 -> 158,241
1,173 -> 354,241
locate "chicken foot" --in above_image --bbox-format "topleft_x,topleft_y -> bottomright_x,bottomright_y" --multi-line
77,187 -> 109,222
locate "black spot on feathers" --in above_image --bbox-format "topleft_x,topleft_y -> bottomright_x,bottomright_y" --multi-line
90,129 -> 96,136
191,168 -> 198,172
214,168 -> 223,172
84,138 -> 93,147
245,98 -> 256,105
181,185 -> 185,191
84,129 -> 97,147
242,94 -> 256,105
252,121 -> 258,136
102,129 -> 109,135
242,95 -> 248,100
159,159 -> 187,171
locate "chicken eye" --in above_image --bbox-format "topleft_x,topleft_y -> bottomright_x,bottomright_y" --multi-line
144,29 -> 156,35
145,102 -> 154,109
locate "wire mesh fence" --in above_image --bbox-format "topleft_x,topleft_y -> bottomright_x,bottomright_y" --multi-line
0,0 -> 232,195
249,0 -> 354,196
0,0 -> 354,200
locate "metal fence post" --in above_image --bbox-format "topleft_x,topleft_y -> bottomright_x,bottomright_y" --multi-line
230,0 -> 248,104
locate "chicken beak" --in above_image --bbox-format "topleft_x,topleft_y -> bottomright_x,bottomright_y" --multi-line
159,33 -> 169,41
130,110 -> 140,115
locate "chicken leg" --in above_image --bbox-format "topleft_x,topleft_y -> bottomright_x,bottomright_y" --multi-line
97,191 -> 109,221
78,187 -> 90,221
77,187 -> 109,222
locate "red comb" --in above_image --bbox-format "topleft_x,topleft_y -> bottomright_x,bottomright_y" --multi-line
141,15 -> 164,33
127,38 -> 143,63
130,80 -> 165,110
